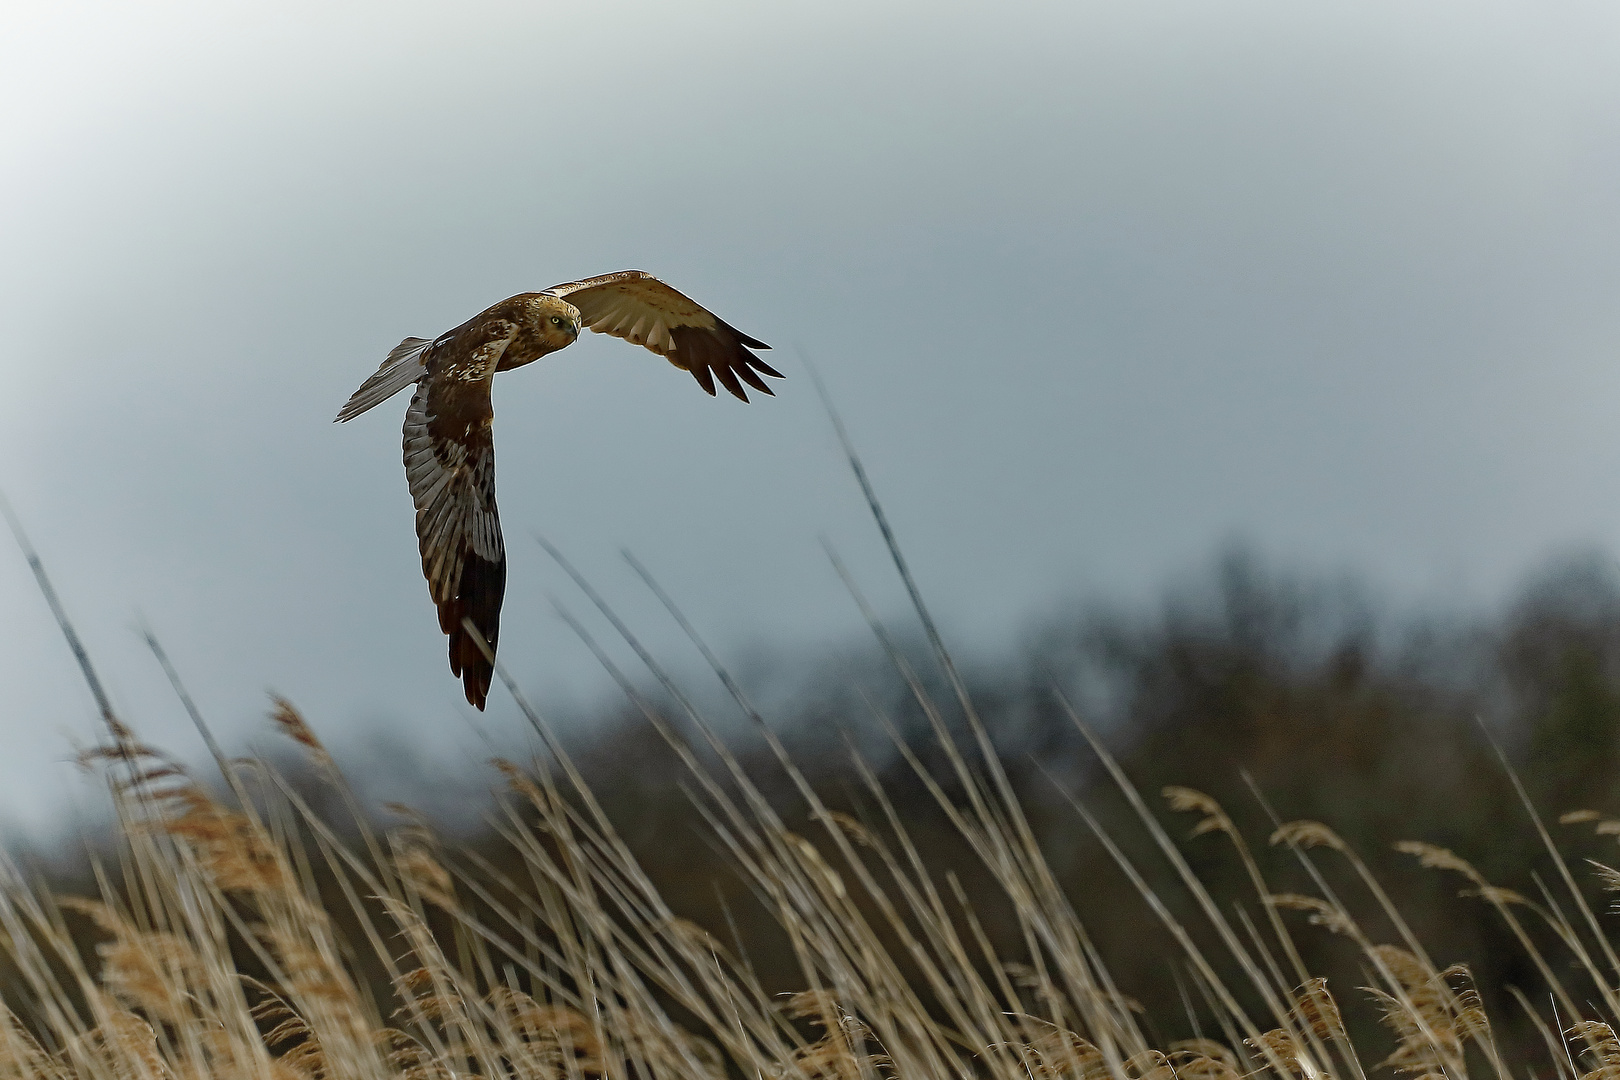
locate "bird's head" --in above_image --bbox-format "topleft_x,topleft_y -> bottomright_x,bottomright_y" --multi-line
532,295 -> 582,349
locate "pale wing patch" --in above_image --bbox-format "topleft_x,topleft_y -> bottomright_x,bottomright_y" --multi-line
546,270 -> 718,356
590,296 -> 680,353
336,337 -> 432,422
543,269 -> 779,401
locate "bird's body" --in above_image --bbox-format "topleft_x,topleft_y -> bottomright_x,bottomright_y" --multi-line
337,271 -> 779,709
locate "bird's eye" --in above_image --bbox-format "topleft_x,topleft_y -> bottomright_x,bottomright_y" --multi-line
549,316 -> 563,327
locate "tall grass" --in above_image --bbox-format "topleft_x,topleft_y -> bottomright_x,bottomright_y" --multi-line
6,647 -> 1620,1080
7,424 -> 1620,1079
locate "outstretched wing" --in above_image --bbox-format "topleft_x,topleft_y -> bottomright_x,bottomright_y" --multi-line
402,366 -> 506,710
545,270 -> 781,400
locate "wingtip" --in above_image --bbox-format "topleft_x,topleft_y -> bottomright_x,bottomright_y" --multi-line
750,357 -> 786,381
449,629 -> 494,710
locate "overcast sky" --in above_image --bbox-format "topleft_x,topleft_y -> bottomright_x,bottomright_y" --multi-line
4,0 -> 1620,836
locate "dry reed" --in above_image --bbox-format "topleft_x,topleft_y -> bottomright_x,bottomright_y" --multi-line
7,407 -> 1620,1079
0,663 -> 1610,1080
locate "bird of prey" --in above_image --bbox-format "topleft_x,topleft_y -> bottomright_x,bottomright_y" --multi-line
336,270 -> 779,710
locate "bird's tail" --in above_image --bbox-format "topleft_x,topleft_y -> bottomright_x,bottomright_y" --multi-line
335,337 -> 432,422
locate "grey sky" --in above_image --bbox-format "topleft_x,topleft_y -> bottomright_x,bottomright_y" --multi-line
4,1 -> 1620,835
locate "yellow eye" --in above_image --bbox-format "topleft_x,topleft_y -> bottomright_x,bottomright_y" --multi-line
549,316 -> 563,327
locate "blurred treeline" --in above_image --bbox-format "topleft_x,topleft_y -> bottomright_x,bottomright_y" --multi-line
35,546 -> 1620,1065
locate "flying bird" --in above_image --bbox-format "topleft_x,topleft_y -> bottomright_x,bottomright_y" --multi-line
336,270 -> 780,710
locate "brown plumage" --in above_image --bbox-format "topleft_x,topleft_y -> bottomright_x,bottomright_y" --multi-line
336,272 -> 779,709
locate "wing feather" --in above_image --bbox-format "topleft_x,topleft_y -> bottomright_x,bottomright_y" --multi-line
336,337 -> 432,422
545,270 -> 780,401
403,377 -> 506,710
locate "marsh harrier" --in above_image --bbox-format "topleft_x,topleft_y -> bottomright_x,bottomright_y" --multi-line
336,271 -> 779,709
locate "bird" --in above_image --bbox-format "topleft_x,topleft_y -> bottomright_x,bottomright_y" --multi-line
335,270 -> 780,710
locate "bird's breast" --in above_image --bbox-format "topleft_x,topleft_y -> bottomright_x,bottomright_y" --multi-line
495,331 -> 568,372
